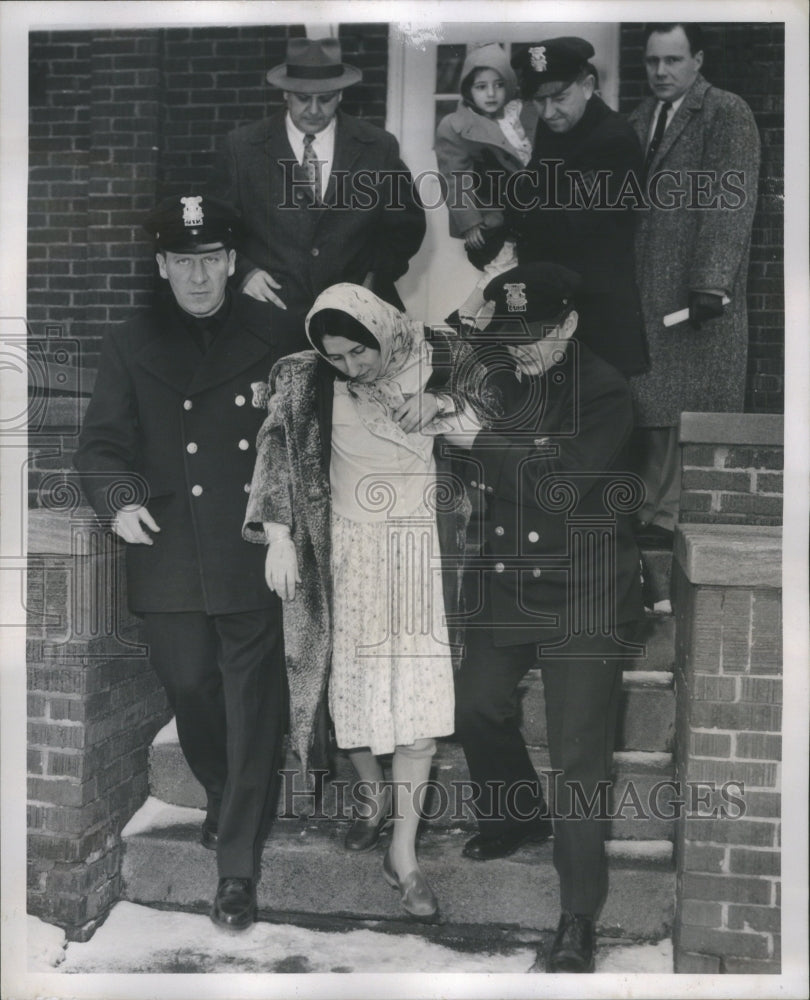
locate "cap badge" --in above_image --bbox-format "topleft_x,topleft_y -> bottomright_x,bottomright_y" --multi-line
181,196 -> 204,228
529,46 -> 548,72
505,282 -> 528,312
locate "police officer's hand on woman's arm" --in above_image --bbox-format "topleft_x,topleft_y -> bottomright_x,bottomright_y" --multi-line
113,506 -> 160,545
242,270 -> 287,310
263,522 -> 301,601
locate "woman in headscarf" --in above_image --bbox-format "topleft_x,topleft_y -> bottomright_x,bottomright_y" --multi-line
243,283 -> 497,920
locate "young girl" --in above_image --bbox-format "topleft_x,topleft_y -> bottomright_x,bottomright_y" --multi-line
243,284 -> 496,920
435,43 -> 534,324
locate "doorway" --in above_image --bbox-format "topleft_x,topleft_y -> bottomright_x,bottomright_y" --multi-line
387,22 -> 620,324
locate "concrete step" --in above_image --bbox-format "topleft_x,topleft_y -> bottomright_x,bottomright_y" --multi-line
122,813 -> 674,942
518,666 -> 674,752
150,728 -> 675,841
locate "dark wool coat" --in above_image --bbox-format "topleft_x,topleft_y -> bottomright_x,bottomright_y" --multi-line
209,110 -> 426,354
243,333 -> 499,772
628,75 -> 761,426
507,96 -> 649,377
74,292 -> 281,615
463,341 -> 644,648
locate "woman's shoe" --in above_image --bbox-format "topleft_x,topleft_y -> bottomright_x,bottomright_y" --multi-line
344,786 -> 393,852
382,849 -> 439,920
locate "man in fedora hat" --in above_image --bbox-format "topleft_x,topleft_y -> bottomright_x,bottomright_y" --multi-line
210,37 -> 426,356
74,194 -> 287,932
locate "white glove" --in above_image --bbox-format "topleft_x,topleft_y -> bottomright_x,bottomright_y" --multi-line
263,524 -> 300,601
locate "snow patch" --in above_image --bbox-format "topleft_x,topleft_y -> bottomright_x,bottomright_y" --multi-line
121,795 -> 204,838
51,901 -> 673,975
151,717 -> 178,745
57,902 -> 537,974
27,914 -> 67,971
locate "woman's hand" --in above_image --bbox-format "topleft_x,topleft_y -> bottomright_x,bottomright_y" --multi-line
463,224 -> 486,250
392,393 -> 439,434
264,536 -> 301,601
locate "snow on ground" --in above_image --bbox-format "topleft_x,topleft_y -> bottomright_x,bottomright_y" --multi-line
27,914 -> 67,972
30,902 -> 672,975
121,795 -> 204,838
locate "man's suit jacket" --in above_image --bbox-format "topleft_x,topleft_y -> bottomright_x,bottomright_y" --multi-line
74,292 -> 281,615
628,74 -> 760,425
210,111 -> 426,353
461,341 -> 643,648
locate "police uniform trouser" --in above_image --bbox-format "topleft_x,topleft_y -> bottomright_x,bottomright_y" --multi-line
142,607 -> 286,881
455,617 -> 628,916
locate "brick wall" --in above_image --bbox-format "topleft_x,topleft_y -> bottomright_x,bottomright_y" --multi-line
672,524 -> 781,973
27,510 -> 170,939
27,24 -> 390,508
620,22 -> 785,414
678,412 -> 783,526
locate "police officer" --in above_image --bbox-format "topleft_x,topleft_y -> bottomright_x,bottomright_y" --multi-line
444,263 -> 644,972
74,194 -> 286,931
506,37 -> 649,378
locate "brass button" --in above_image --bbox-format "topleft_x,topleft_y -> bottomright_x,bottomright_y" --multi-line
238,439 -> 250,451
311,247 -> 320,257
494,526 -> 505,536
528,531 -> 539,543
183,399 -> 193,411
191,485 -> 203,497
532,568 -> 542,578
186,442 -> 198,454
470,480 -> 478,488
235,395 -> 246,407
244,483 -> 251,493
494,562 -> 505,573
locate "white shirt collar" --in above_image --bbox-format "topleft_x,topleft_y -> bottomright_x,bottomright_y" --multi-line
284,113 -> 337,194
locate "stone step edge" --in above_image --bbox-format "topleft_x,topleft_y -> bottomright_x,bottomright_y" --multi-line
123,800 -> 675,870
151,723 -> 674,775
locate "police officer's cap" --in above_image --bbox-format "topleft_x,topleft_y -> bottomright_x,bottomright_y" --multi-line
484,263 -> 582,331
143,194 -> 241,252
512,37 -> 595,86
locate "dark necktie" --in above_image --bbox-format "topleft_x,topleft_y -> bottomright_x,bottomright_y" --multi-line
643,101 -> 672,178
302,133 -> 321,203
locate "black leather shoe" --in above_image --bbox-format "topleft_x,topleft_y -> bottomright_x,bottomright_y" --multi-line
200,819 -> 218,851
344,786 -> 393,852
462,819 -> 553,861
545,911 -> 595,973
210,877 -> 255,931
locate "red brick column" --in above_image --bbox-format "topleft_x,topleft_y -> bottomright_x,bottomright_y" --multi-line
672,524 -> 781,973
679,413 -> 784,527
27,507 -> 170,940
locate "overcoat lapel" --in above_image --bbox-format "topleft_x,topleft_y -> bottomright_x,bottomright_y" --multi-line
322,113 -> 371,208
648,75 -> 711,173
135,304 -> 202,394
187,310 -> 275,396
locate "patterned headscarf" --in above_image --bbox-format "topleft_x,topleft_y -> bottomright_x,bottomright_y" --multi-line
305,283 -> 441,459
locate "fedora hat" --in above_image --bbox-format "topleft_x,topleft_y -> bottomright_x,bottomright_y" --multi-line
266,38 -> 362,93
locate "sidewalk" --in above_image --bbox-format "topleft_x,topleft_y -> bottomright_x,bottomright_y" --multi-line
29,904 -> 672,975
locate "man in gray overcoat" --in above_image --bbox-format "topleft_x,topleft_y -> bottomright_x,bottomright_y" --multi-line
628,23 -> 760,542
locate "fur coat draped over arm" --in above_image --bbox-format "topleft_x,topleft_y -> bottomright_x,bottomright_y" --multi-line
243,335 -> 500,782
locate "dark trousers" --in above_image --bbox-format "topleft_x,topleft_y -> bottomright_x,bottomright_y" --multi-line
142,607 -> 286,881
455,624 -> 626,916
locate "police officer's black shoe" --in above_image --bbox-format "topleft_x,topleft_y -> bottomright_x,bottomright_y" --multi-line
545,911 -> 595,973
200,818 -> 218,851
211,877 -> 255,931
462,819 -> 553,861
